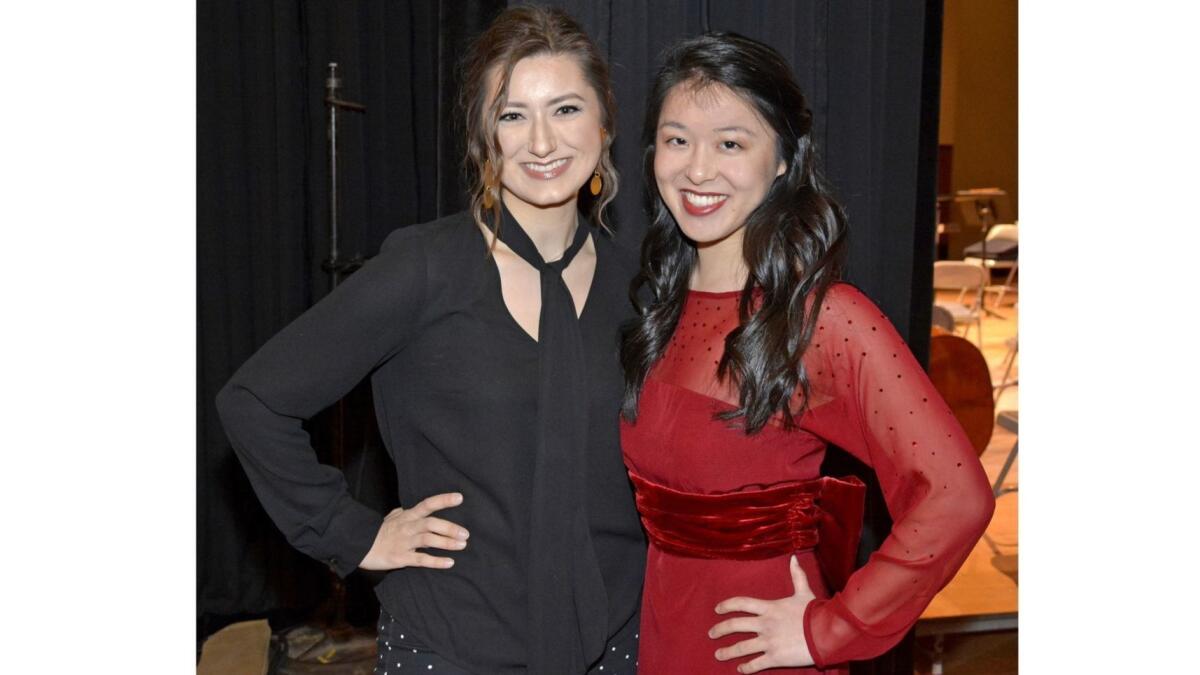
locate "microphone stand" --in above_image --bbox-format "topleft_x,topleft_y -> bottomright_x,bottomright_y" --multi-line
322,62 -> 367,288
316,62 -> 366,638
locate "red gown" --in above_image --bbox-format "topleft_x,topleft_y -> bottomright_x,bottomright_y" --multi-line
620,283 -> 995,673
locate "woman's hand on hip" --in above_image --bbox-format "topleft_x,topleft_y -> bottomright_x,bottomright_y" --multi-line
359,492 -> 470,571
709,555 -> 816,673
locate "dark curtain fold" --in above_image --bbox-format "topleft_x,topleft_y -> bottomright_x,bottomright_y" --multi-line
198,3 -> 941,670
197,0 -> 506,631
198,0 -> 320,625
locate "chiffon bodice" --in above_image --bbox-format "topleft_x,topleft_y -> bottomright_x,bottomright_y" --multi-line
620,283 -> 994,672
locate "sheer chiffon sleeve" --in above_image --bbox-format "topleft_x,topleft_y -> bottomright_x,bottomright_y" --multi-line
214,227 -> 428,577
800,284 -> 995,667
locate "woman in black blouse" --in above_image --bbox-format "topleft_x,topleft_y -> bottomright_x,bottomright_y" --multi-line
216,7 -> 645,674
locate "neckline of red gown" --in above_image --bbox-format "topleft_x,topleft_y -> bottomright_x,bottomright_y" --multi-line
687,288 -> 743,298
642,376 -> 839,432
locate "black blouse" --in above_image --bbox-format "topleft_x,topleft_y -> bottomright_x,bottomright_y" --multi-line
216,209 -> 647,674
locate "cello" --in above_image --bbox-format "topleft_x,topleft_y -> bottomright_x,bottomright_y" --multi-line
928,331 -> 994,456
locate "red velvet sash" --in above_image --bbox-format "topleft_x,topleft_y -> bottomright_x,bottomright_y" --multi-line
628,471 -> 866,593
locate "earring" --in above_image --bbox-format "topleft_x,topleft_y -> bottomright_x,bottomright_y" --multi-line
482,159 -> 498,209
590,128 -> 608,196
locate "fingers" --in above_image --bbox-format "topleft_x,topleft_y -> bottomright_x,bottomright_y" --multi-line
409,492 -> 464,518
714,636 -> 765,661
414,531 -> 468,552
715,596 -> 769,616
422,516 -> 470,541
737,654 -> 774,674
406,551 -> 455,569
709,616 -> 760,640
789,555 -> 812,595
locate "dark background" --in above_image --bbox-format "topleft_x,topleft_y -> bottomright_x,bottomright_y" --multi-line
198,1 -> 942,671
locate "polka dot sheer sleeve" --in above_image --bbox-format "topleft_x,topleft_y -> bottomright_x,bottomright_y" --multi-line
799,284 -> 995,667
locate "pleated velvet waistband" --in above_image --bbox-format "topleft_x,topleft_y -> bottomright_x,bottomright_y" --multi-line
628,471 -> 867,592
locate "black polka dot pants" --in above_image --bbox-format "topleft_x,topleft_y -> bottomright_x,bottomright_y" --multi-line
375,608 -> 639,674
587,612 -> 639,674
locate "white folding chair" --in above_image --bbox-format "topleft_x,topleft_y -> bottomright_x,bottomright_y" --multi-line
993,410 -> 1018,498
930,304 -> 956,334
932,261 -> 986,346
994,336 -> 1018,401
964,224 -> 1018,307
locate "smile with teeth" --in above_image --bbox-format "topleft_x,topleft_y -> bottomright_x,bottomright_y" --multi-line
680,189 -> 729,216
682,190 -> 728,207
520,157 -> 572,179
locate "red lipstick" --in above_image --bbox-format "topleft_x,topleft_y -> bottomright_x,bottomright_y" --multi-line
680,189 -> 729,217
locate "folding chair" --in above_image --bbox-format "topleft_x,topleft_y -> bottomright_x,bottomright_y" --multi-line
964,224 -> 1018,307
932,261 -> 986,346
993,411 -> 1018,498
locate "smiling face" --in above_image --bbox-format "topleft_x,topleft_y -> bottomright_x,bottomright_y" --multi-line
492,54 -> 604,217
653,82 -> 786,258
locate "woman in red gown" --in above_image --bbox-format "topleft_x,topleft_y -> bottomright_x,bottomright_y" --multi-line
619,34 -> 995,673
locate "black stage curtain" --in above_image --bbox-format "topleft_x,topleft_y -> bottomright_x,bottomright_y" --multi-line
198,1 -> 941,669
197,0 -> 508,636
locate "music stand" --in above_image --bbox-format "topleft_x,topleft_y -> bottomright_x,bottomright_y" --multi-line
954,190 -> 1010,319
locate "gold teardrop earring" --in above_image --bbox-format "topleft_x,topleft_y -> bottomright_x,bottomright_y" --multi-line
482,159 -> 498,209
590,128 -> 607,196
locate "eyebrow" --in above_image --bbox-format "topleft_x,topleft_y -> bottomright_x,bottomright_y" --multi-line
505,93 -> 585,108
657,121 -> 757,136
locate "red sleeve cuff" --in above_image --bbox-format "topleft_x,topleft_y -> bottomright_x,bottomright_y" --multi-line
803,598 -> 829,669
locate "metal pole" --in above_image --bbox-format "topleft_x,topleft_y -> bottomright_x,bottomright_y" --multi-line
322,63 -> 366,289
315,61 -> 367,636
326,63 -> 341,288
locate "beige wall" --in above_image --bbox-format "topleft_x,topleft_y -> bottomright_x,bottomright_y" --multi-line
940,0 -> 1018,220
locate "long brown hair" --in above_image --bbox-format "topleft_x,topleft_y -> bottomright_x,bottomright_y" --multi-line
458,5 -> 618,237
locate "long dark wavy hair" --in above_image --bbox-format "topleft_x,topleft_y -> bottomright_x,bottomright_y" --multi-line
620,32 -> 849,434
